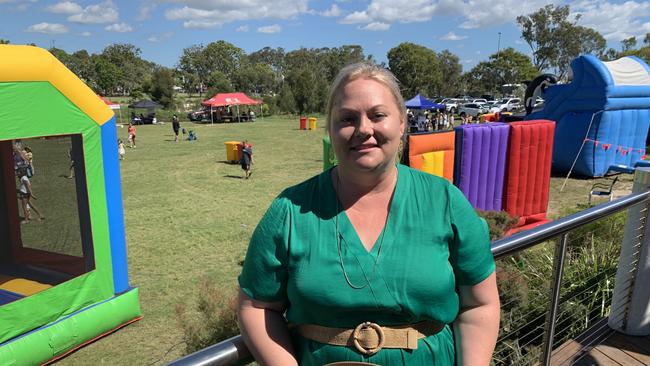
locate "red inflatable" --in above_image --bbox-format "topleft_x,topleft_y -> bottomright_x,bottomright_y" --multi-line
504,120 -> 556,235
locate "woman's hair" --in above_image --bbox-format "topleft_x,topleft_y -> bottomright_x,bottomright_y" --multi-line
326,62 -> 406,129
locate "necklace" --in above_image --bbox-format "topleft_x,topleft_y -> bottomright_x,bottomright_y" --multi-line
335,171 -> 391,290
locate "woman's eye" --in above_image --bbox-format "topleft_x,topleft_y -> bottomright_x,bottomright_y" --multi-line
340,116 -> 355,124
373,113 -> 386,121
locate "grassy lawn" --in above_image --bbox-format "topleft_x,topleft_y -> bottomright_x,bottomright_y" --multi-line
54,116 -> 634,365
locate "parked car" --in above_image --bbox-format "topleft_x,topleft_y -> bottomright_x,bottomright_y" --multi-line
188,109 -> 210,122
490,98 -> 522,112
441,98 -> 463,114
459,103 -> 489,118
470,98 -> 488,105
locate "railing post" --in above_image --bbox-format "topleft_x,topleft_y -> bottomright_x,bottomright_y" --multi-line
540,233 -> 569,366
608,167 -> 650,335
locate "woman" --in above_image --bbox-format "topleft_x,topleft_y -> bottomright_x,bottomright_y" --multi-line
238,63 -> 500,365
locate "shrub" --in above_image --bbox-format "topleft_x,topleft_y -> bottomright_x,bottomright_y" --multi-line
175,279 -> 240,355
476,209 -> 519,240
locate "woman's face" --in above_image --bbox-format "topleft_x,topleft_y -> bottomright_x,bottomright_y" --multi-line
329,77 -> 405,174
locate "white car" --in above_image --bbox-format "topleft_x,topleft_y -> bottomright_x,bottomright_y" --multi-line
441,98 -> 463,114
490,98 -> 522,112
458,103 -> 488,118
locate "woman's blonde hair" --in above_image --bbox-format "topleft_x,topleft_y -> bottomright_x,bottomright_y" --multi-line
326,62 -> 406,129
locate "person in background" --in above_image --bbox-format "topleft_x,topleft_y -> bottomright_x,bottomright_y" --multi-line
172,115 -> 181,142
237,63 -> 500,365
23,146 -> 34,177
118,139 -> 126,160
17,167 -> 44,224
66,146 -> 75,179
240,140 -> 253,179
128,123 -> 137,148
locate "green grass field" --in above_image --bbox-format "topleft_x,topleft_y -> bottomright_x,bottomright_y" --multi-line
53,116 -> 633,365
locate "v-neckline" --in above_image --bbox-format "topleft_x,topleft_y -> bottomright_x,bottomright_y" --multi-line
328,165 -> 402,256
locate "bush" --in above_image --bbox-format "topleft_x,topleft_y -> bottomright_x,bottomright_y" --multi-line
476,210 -> 519,240
175,279 -> 240,355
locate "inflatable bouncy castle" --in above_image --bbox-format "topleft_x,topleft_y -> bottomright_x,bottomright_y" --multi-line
527,55 -> 650,177
0,45 -> 141,364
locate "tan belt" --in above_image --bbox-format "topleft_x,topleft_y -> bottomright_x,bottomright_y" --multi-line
294,321 -> 445,356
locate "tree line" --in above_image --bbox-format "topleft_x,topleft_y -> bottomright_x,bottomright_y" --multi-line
2,5 -> 649,114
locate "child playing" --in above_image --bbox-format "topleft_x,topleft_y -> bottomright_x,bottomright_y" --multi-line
23,146 -> 34,177
127,123 -> 136,148
17,168 -> 44,224
118,139 -> 126,160
240,140 -> 254,179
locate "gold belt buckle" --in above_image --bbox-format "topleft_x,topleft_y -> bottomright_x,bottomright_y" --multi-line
352,321 -> 385,355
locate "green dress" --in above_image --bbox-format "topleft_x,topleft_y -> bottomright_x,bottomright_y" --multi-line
239,164 -> 495,365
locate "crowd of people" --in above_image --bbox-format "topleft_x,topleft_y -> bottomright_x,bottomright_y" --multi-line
407,108 -> 455,132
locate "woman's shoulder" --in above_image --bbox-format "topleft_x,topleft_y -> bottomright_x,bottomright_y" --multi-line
278,170 -> 330,201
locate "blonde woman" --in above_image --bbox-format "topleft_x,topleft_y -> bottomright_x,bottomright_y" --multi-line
238,63 -> 499,365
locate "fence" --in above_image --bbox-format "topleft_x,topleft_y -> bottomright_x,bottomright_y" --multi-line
167,172 -> 650,366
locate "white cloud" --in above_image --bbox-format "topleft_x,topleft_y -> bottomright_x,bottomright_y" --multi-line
257,24 -> 281,33
339,0 -> 551,30
440,31 -> 467,41
26,22 -> 68,34
360,22 -> 390,31
321,4 -> 341,17
236,25 -> 249,32
81,31 -> 92,36
164,0 -> 308,28
148,32 -> 173,42
340,10 -> 370,24
137,2 -> 157,21
46,1 -> 82,14
68,0 -> 119,24
572,0 -> 650,41
105,22 -> 133,32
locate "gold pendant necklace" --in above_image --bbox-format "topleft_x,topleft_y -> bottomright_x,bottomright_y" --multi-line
335,172 -> 390,290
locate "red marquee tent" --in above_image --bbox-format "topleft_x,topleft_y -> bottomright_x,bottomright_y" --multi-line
201,92 -> 262,107
201,92 -> 263,123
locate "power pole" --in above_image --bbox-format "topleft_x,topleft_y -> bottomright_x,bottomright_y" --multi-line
496,32 -> 502,97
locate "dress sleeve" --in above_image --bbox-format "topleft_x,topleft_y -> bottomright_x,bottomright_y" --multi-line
238,195 -> 291,303
447,184 -> 496,286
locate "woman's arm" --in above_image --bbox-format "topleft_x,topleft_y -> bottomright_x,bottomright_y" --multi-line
237,289 -> 298,366
453,272 -> 500,366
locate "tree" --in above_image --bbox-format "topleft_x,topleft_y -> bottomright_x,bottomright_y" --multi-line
644,33 -> 650,46
94,56 -> 121,95
622,37 -> 637,52
150,67 -> 175,108
202,41 -> 244,81
100,44 -> 151,95
464,48 -> 537,96
205,70 -> 233,98
517,5 -> 606,78
177,45 -> 206,96
387,43 -> 442,98
0,39 -> 9,44
437,50 -> 463,97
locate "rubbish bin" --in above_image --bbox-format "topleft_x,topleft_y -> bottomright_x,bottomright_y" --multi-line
323,136 -> 338,171
224,141 -> 240,163
308,117 -> 317,130
299,117 -> 307,130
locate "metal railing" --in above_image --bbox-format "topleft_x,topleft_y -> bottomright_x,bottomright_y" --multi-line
167,188 -> 650,366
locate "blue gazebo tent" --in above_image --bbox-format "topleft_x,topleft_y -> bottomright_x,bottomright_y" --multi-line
405,94 -> 445,109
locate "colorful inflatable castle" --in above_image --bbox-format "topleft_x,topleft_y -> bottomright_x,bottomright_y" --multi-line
0,45 -> 141,364
402,120 -> 556,234
526,55 -> 650,177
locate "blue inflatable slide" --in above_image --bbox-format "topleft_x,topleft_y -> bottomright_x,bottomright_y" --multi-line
527,55 -> 650,177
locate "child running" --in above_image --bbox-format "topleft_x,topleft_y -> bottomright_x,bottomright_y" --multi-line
17,167 -> 44,224
118,139 -> 126,160
128,123 -> 137,148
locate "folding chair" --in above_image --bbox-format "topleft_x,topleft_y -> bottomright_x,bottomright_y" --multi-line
588,176 -> 619,206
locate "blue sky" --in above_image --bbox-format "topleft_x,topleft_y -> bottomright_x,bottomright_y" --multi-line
1,0 -> 649,72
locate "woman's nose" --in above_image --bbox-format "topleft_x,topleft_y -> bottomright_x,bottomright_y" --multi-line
356,116 -> 373,137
